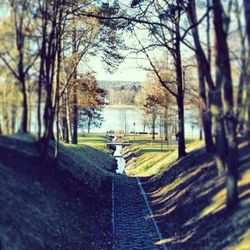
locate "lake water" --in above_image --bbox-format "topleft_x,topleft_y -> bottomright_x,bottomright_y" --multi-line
91,106 -> 200,139
25,105 -> 200,139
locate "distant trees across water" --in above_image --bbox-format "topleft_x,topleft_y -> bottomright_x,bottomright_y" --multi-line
98,81 -> 142,106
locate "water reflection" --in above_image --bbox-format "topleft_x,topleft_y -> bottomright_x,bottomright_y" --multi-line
114,145 -> 126,174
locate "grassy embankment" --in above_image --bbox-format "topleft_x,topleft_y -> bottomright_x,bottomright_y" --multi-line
78,133 -> 250,249
122,133 -> 250,249
0,133 -> 116,249
78,133 -> 109,150
122,133 -> 199,177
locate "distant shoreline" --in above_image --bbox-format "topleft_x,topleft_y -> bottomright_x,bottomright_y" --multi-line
104,104 -> 196,110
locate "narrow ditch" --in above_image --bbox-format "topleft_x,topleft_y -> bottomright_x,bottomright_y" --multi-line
113,145 -> 126,174
111,143 -> 168,249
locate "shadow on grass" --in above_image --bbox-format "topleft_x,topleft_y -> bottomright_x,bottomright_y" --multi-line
143,139 -> 250,250
136,148 -> 170,156
0,136 -> 113,249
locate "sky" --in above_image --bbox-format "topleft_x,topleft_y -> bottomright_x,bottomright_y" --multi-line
88,54 -> 150,82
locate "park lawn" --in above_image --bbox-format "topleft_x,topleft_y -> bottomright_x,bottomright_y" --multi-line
124,133 -> 166,144
78,133 -> 108,151
124,133 -> 196,144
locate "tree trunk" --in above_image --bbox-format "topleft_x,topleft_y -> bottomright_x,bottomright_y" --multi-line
72,82 -> 78,144
55,104 -> 60,159
66,86 -> 73,142
27,82 -> 32,132
247,89 -> 250,133
186,0 -> 214,153
235,0 -> 248,133
42,74 -> 55,157
237,72 -> 247,133
174,12 -> 186,158
164,107 -> 169,142
243,0 -> 250,134
202,109 -> 214,150
3,112 -> 10,135
37,52 -> 44,140
54,31 -> 62,160
61,94 -> 69,143
14,6 -> 28,134
198,65 -> 214,152
176,64 -> 186,155
61,117 -> 68,141
37,9 -> 48,140
87,117 -> 92,134
199,127 -> 203,141
71,26 -> 78,144
20,71 -> 28,133
209,90 -> 228,174
152,112 -> 156,141
243,0 -> 250,44
213,0 -> 239,209
206,0 -> 211,68
187,0 -> 229,175
43,92 -> 55,141
11,104 -> 16,134
176,94 -> 186,157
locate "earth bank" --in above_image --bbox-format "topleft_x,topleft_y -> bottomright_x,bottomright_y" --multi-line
0,134 -> 116,250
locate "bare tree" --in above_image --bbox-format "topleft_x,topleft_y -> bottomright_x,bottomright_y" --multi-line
130,0 -> 188,158
0,0 -> 38,133
186,0 -> 239,209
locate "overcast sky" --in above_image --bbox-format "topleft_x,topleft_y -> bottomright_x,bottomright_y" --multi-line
89,56 -> 150,82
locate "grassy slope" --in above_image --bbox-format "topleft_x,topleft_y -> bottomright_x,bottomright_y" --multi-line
59,144 -> 116,191
126,137 -> 250,249
0,134 -> 115,249
124,134 -> 198,177
78,133 -> 109,151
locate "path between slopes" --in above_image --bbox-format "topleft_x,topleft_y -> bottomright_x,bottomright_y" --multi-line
112,175 -> 161,250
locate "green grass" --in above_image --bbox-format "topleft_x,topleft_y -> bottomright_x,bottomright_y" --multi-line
0,133 -> 113,249
122,133 -> 201,177
59,143 -> 116,191
78,133 -> 109,151
124,134 -> 177,153
4,133 -> 37,142
0,133 -> 116,191
144,139 -> 250,250
76,133 -> 202,179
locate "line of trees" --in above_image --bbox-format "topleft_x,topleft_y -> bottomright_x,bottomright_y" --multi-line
135,71 -> 174,142
0,0 -> 249,209
87,0 -> 248,209
0,0 -> 124,157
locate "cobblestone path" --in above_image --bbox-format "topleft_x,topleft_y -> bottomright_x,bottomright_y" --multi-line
113,176 -> 160,250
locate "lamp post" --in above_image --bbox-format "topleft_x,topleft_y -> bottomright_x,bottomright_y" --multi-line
133,122 -> 136,144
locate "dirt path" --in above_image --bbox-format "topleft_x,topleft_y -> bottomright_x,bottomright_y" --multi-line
112,175 -> 160,250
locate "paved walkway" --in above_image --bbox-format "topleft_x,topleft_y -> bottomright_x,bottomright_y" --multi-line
113,176 -> 160,250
